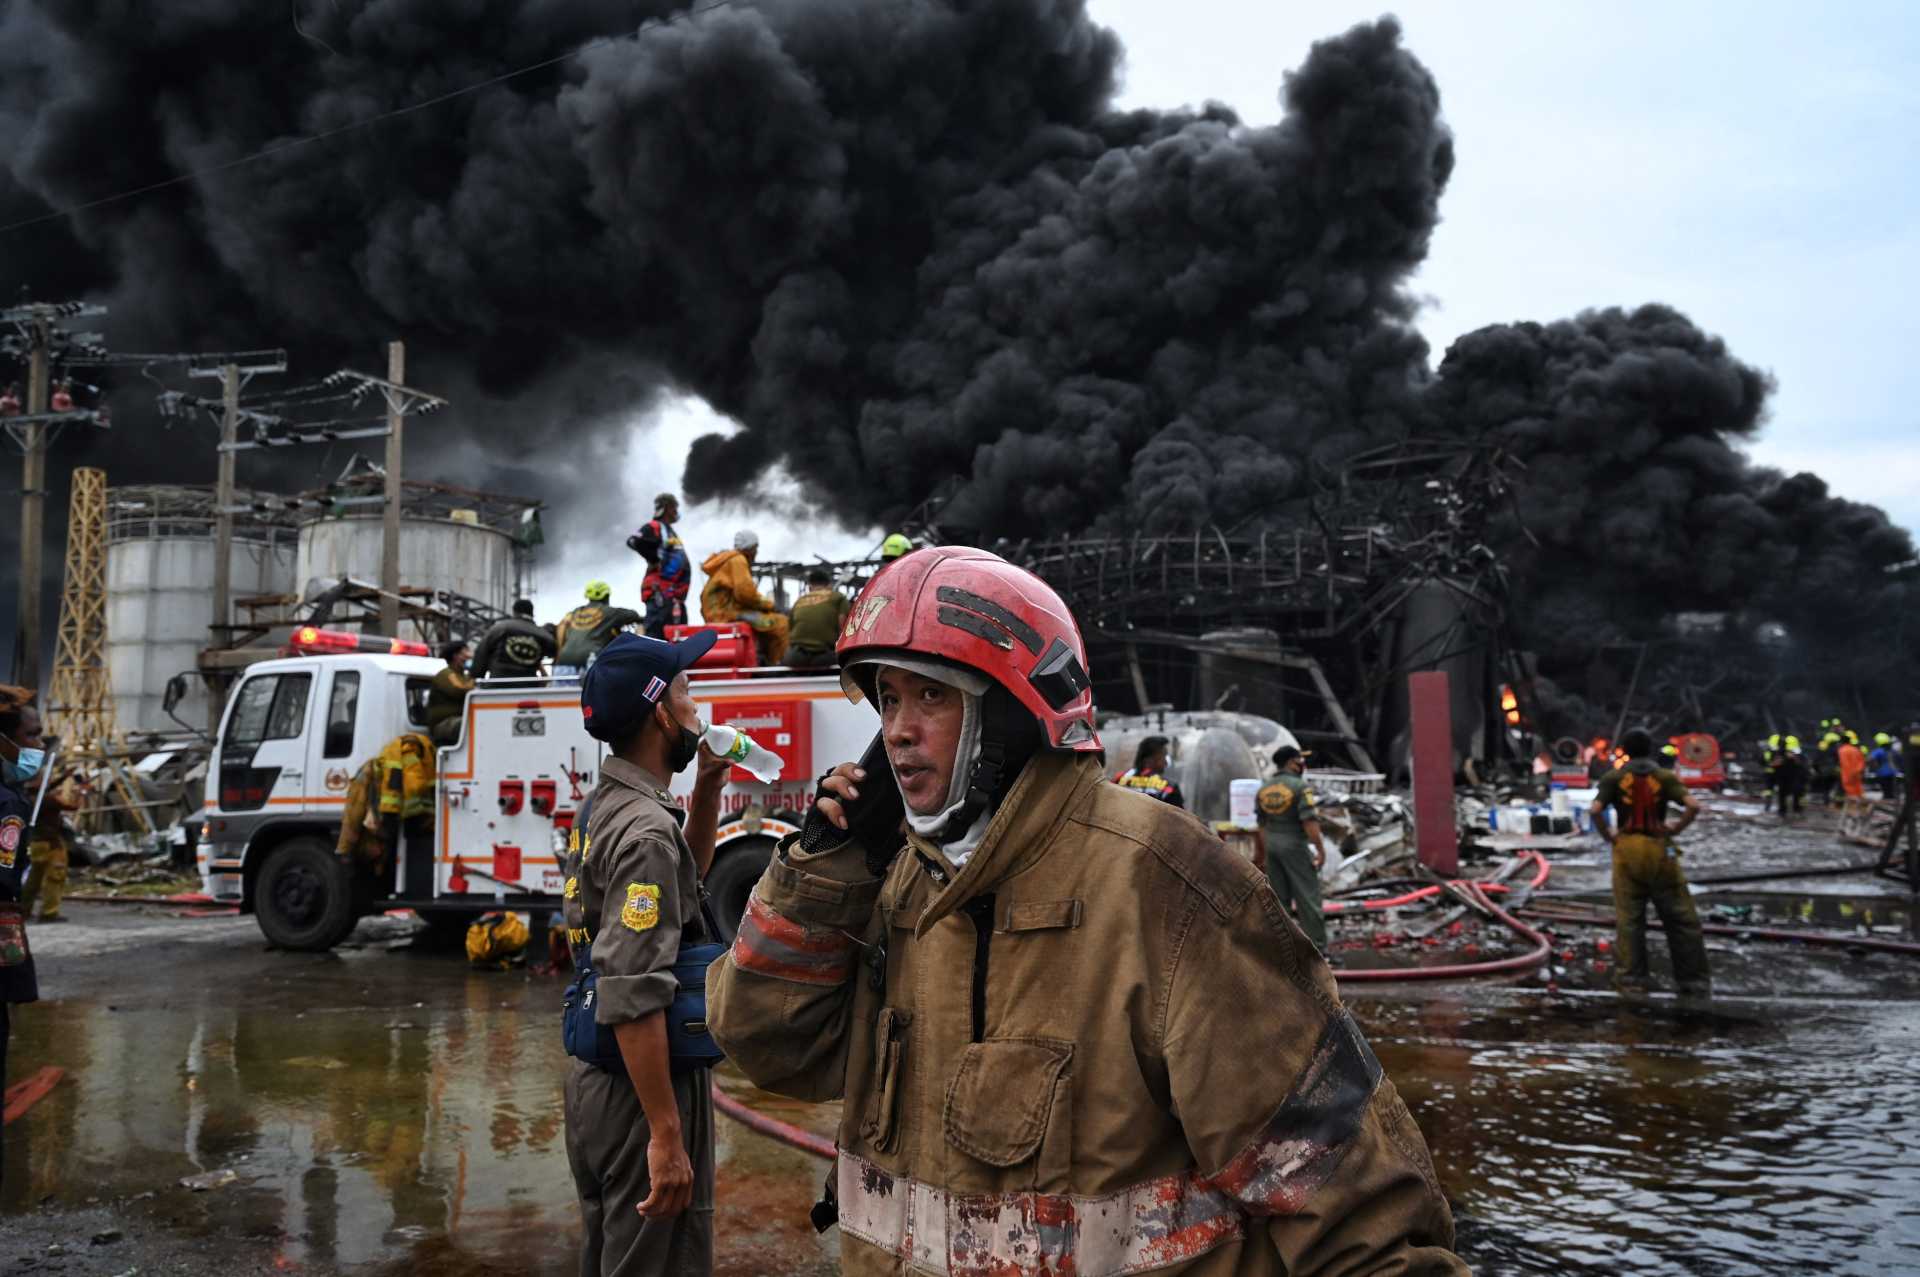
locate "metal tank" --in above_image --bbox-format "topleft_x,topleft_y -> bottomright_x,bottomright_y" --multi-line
296,511 -> 516,615
107,487 -> 297,735
1101,709 -> 1300,825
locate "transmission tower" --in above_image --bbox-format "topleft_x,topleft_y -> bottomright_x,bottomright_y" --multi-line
45,466 -> 115,752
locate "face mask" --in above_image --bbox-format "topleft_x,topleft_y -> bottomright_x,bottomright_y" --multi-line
3,734 -> 44,784
660,704 -> 702,775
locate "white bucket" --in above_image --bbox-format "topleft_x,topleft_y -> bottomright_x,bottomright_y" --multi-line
1229,778 -> 1262,830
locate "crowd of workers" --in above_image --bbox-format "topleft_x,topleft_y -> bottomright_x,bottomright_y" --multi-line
1756,718 -> 1908,818
418,494 -> 915,744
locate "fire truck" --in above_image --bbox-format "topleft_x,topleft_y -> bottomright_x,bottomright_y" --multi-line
196,625 -> 872,951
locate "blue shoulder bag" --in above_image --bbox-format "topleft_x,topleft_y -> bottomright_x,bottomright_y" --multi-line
562,888 -> 729,1075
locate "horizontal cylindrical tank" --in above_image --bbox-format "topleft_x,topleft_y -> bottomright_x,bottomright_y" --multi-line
108,534 -> 296,735
295,514 -> 515,615
1101,710 -> 1300,825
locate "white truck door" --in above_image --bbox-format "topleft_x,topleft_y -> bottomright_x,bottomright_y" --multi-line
216,663 -> 320,815
308,663 -> 372,813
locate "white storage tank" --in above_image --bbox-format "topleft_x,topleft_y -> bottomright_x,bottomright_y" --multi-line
107,487 -> 297,735
295,510 -> 516,616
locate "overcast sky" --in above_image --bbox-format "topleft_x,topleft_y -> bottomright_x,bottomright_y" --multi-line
545,0 -> 1920,607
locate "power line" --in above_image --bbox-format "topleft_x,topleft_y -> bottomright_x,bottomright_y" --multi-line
0,0 -> 738,239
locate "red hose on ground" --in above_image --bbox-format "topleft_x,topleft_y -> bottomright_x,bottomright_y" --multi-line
1323,851 -> 1551,915
1335,881 -> 1554,983
711,1086 -> 835,1160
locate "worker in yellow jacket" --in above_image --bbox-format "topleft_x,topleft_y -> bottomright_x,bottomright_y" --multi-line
699,530 -> 789,665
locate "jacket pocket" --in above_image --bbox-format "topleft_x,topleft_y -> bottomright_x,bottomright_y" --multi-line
943,1037 -> 1073,1168
861,1007 -> 912,1155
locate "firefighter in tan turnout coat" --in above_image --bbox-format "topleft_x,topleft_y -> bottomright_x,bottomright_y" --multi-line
707,547 -> 1466,1276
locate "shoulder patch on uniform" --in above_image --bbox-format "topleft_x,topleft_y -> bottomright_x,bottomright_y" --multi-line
620,882 -> 662,931
0,815 -> 19,868
564,876 -> 579,900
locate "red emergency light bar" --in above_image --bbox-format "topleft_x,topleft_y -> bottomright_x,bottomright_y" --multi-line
286,626 -> 431,658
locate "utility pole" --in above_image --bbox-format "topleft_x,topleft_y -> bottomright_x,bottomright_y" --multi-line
2,299 -> 110,690
18,314 -> 49,690
212,363 -> 239,660
381,340 -> 404,638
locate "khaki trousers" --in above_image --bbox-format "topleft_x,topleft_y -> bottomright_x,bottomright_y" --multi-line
564,1060 -> 715,1277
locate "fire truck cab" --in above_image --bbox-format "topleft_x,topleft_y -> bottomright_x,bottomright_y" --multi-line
198,627 -> 871,952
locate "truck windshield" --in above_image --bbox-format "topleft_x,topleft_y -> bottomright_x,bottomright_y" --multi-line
229,673 -> 312,747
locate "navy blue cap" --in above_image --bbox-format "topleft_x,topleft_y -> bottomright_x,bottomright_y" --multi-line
580,630 -> 718,741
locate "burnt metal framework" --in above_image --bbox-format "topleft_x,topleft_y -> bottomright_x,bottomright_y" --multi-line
980,439 -> 1532,769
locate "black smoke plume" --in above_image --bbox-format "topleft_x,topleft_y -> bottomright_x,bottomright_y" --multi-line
0,1 -> 1910,733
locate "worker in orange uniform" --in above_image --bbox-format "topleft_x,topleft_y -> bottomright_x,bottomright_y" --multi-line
699,531 -> 789,665
1590,728 -> 1709,997
1837,732 -> 1867,801
707,547 -> 1465,1276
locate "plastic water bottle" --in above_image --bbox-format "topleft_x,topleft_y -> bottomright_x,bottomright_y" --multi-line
701,722 -> 785,783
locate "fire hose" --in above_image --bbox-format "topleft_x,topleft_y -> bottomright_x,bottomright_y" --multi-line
1322,852 -> 1553,916
711,1086 -> 835,1160
1334,874 -> 1555,983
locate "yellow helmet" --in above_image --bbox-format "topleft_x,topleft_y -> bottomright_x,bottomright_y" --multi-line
583,580 -> 612,602
1875,732 -> 1894,746
880,533 -> 913,560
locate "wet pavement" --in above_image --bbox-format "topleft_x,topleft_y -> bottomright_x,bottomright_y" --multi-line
3,803 -> 1916,1275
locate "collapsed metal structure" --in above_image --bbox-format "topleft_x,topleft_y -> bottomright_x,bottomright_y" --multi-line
964,439 -> 1531,776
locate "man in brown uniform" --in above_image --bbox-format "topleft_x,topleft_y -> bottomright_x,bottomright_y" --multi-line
708,548 -> 1466,1276
564,631 -> 730,1276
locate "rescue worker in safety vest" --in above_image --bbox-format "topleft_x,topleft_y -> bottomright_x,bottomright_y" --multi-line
472,598 -> 556,680
555,582 -> 643,679
1590,727 -> 1709,996
563,631 -> 731,1277
628,492 -> 692,638
1113,735 -> 1184,808
707,547 -> 1464,1277
1257,745 -> 1329,953
699,531 -> 790,665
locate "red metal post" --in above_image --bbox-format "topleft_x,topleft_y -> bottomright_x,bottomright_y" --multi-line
1408,671 -> 1459,876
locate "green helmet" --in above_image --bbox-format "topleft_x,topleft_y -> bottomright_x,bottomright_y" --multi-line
1785,734 -> 1802,751
1876,732 -> 1894,746
583,580 -> 612,602
880,533 -> 913,560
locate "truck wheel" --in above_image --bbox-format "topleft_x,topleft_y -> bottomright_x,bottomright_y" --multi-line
703,836 -> 775,945
256,836 -> 360,952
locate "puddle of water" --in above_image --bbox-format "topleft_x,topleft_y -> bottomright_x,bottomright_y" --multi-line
2,951 -> 836,1276
1354,989 -> 1920,1275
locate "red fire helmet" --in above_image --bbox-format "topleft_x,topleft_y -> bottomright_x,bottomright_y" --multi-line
837,546 -> 1100,753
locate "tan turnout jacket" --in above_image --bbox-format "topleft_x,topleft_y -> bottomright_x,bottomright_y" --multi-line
708,753 -> 1466,1276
